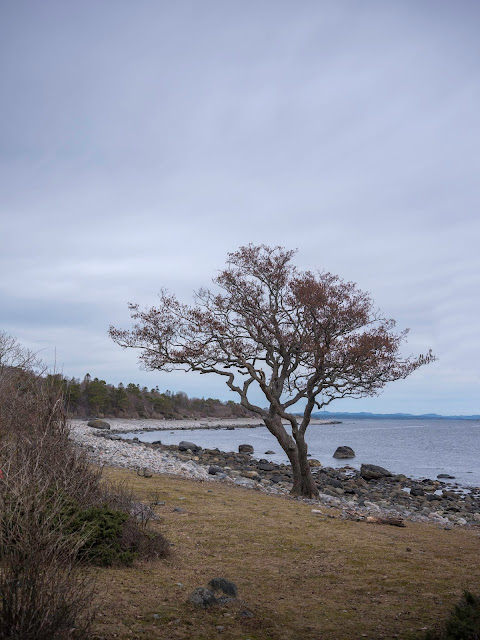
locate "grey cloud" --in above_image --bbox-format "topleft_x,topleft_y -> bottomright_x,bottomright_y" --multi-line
1,1 -> 479,412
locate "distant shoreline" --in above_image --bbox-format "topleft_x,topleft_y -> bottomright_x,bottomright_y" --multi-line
313,412 -> 480,420
73,417 -> 342,433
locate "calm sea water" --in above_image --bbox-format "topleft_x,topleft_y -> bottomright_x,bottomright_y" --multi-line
120,418 -> 480,488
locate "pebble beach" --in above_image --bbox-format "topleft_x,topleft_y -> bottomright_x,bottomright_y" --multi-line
68,416 -> 333,478
69,418 -> 480,529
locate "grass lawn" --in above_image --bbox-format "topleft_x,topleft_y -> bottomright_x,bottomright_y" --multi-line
92,467 -> 480,640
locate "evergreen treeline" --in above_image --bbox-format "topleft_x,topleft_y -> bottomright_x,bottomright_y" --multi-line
47,373 -> 252,419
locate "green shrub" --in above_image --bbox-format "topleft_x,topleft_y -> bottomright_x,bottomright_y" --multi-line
68,505 -> 136,566
425,591 -> 480,639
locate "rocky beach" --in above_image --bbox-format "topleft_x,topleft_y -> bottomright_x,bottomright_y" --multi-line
70,418 -> 480,529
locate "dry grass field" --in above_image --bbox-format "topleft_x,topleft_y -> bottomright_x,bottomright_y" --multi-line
92,467 -> 480,640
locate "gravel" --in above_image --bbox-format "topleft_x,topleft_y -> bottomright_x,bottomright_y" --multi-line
69,419 -> 212,480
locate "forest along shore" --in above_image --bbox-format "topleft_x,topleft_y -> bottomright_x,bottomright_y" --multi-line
69,418 -> 480,529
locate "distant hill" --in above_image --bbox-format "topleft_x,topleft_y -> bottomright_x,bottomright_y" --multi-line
311,410 -> 480,420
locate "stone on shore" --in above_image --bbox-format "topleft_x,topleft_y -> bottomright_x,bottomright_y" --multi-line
87,419 -> 110,429
258,462 -> 275,471
178,440 -> 201,452
208,465 -> 223,475
410,486 -> 425,497
239,444 -> 254,454
234,476 -> 256,487
360,463 -> 393,480
333,446 -> 355,459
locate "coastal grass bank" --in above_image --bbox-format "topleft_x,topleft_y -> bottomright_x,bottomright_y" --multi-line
90,467 -> 480,640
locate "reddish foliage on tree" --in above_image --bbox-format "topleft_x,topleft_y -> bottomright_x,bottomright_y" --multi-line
110,245 -> 435,498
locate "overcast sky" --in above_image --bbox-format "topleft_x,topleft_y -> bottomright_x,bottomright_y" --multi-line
1,1 -> 479,415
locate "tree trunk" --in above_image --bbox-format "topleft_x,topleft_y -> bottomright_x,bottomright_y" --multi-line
289,431 -> 319,498
264,416 -> 319,499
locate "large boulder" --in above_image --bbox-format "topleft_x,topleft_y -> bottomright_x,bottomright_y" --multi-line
189,587 -> 217,608
178,441 -> 201,452
238,444 -> 254,454
87,419 -> 110,429
208,578 -> 238,598
208,465 -> 223,475
333,446 -> 355,459
360,463 -> 393,481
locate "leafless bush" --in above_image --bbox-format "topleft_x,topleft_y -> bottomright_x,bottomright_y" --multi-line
0,332 -> 103,508
0,332 -> 169,636
0,453 -> 95,639
0,332 -> 97,638
120,516 -> 171,560
97,478 -> 170,560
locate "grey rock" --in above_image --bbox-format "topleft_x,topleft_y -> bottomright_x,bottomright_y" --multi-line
242,470 -> 259,479
234,477 -> 256,487
208,465 -> 223,475
333,446 -> 355,459
189,587 -> 218,608
87,419 -> 110,429
411,486 -> 425,497
437,474 -> 456,479
442,490 -> 457,499
326,477 -> 343,489
258,462 -> 275,471
360,464 -> 393,481
178,440 -> 201,452
264,450 -> 275,454
208,577 -> 238,598
238,444 -> 254,454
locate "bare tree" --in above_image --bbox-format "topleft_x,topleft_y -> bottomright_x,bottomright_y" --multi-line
110,245 -> 435,498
